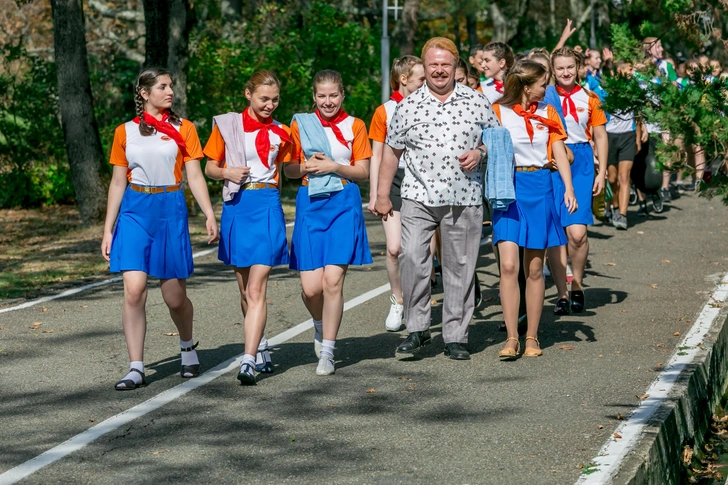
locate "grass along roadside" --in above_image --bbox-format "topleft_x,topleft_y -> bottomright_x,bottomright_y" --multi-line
0,180 -> 370,302
0,195 -> 300,302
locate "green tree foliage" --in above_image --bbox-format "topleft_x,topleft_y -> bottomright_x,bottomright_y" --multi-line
188,1 -> 380,142
0,43 -> 74,208
601,23 -> 728,203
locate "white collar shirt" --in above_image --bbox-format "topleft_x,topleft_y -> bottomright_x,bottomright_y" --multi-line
385,82 -> 499,207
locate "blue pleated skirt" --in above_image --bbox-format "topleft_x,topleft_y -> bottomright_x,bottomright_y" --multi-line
218,188 -> 289,268
493,169 -> 567,250
110,187 -> 193,279
552,142 -> 595,226
289,183 -> 373,271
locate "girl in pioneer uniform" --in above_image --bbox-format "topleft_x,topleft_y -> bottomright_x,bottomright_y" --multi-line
204,70 -> 292,385
285,70 -> 373,376
102,67 -> 218,390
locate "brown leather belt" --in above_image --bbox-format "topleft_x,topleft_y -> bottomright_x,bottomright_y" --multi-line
129,183 -> 182,194
301,179 -> 349,187
243,182 -> 277,190
515,166 -> 554,172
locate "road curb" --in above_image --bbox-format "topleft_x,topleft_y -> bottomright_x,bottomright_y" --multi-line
615,309 -> 728,484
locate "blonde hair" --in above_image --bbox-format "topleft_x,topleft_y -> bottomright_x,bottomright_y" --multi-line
245,70 -> 280,95
421,37 -> 459,64
313,69 -> 344,95
390,55 -> 423,91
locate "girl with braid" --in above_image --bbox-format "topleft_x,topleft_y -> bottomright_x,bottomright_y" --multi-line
101,67 -> 218,390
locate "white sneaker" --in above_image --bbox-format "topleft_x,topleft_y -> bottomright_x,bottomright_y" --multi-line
316,358 -> 335,376
385,294 -> 404,332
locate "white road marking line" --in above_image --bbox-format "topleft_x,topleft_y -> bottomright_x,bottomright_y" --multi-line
0,204 -> 363,314
575,272 -> 728,484
0,283 -> 392,485
0,248 -> 217,315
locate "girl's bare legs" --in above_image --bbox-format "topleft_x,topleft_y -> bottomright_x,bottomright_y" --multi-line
523,249 -> 547,351
235,265 -> 272,357
498,242 -> 520,352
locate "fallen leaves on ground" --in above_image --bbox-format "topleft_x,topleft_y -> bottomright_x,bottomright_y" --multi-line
636,231 -> 644,235
365,388 -> 376,393
674,332 -> 681,336
151,450 -> 171,455
558,345 -> 575,350
662,259 -> 671,263
30,322 -> 41,329
398,377 -> 412,381
650,284 -> 659,289
598,425 -> 604,429
617,413 -> 624,420
41,329 -> 53,333
164,332 -> 179,337
614,433 -> 622,439
604,262 -> 616,266
637,393 -> 650,400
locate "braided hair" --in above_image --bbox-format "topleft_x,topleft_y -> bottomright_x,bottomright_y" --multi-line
134,67 -> 182,136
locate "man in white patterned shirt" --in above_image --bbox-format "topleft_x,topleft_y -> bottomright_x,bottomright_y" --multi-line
373,36 -> 499,360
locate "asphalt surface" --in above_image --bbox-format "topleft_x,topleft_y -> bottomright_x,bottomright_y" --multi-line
1,191 -> 727,484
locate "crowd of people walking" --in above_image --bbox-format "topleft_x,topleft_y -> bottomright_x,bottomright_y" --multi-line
101,27 -> 727,389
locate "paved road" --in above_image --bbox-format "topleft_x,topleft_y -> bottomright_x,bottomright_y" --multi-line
1,192 -> 727,484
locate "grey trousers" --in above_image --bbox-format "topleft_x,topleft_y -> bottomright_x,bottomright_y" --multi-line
400,199 -> 483,344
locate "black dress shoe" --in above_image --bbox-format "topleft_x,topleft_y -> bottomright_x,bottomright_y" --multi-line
396,331 -> 431,355
570,290 -> 585,313
444,343 -> 471,360
554,298 -> 570,316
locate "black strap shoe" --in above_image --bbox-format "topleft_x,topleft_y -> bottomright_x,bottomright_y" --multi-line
444,343 -> 471,360
570,290 -> 585,313
396,331 -> 432,355
554,298 -> 570,316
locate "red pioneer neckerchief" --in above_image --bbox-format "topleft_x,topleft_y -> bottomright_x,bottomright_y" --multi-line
134,111 -> 189,157
390,91 -> 404,103
512,103 -> 564,143
494,80 -> 504,93
556,85 -> 582,123
315,108 -> 349,148
242,109 -> 291,169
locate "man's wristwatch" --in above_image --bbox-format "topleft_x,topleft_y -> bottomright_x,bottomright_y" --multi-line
476,146 -> 487,161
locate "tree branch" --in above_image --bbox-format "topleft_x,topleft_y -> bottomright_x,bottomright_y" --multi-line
88,0 -> 143,22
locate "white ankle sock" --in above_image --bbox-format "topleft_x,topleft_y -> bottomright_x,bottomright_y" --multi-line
123,361 -> 144,385
241,353 -> 256,368
320,339 -> 335,360
258,336 -> 269,352
180,339 -> 199,367
313,320 -> 323,341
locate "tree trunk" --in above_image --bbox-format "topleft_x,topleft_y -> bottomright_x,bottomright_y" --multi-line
395,0 -> 419,56
168,0 -> 190,117
143,0 -> 169,67
50,0 -> 107,225
453,14 -> 461,51
465,11 -> 478,50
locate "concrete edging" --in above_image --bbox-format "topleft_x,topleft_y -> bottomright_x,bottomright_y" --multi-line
615,309 -> 728,484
